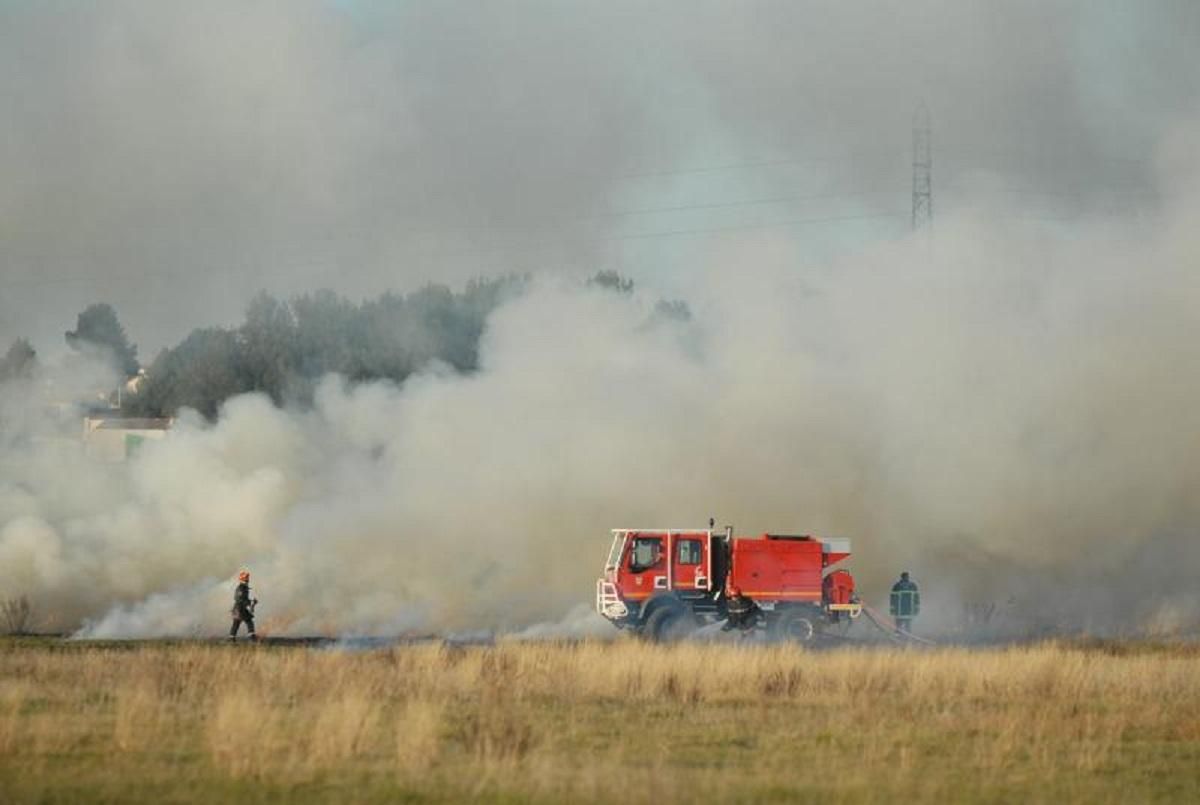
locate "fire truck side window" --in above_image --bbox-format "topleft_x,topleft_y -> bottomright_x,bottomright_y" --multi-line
677,539 -> 702,565
629,537 -> 662,571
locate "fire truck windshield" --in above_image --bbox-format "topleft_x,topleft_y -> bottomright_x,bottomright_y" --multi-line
629,537 -> 662,572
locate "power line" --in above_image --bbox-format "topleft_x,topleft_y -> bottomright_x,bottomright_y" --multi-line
618,150 -> 901,180
238,183 -> 903,245
937,183 -> 1159,201
617,142 -> 1145,182
592,188 -> 898,219
938,143 -> 1150,168
375,180 -> 904,239
610,211 -> 907,242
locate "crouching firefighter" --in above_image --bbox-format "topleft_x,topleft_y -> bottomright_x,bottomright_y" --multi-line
229,569 -> 258,642
723,585 -> 760,634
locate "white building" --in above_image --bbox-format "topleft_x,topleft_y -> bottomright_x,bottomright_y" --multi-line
83,416 -> 173,461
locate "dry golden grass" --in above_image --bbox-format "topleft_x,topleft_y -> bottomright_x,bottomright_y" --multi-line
1,637 -> 1199,802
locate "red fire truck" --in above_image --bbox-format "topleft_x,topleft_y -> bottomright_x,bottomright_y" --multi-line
595,526 -> 862,641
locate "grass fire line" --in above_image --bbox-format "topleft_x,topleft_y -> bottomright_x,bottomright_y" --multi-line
1,637 -> 1199,803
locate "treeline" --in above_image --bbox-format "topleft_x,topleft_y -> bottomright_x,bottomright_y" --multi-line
0,302 -> 139,387
2,272 -> 689,418
127,276 -> 526,418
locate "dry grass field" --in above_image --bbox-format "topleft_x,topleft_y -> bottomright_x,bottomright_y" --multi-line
1,637 -> 1199,803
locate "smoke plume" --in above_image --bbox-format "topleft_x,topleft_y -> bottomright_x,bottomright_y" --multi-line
1,130 -> 1199,638
1,3 -> 1199,638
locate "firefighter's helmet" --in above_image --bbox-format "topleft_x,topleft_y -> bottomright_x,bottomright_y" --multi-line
728,585 -> 741,597
238,569 -> 250,583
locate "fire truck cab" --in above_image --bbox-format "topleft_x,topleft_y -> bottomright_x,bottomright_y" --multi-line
596,526 -> 861,641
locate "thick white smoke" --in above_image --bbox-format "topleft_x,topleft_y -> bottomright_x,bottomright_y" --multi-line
1,125 -> 1199,639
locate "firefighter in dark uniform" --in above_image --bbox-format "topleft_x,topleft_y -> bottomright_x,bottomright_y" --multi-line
229,569 -> 258,641
890,571 -> 920,633
723,585 -> 760,633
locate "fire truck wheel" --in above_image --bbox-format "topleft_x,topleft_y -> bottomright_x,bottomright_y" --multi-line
644,605 -> 696,643
772,609 -> 817,642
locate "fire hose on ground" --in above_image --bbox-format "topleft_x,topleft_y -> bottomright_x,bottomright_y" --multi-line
860,604 -> 936,646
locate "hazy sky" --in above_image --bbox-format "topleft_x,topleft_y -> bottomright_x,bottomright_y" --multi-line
1,1 -> 1196,354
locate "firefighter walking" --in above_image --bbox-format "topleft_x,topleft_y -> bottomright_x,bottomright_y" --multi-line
889,571 -> 920,633
229,569 -> 258,642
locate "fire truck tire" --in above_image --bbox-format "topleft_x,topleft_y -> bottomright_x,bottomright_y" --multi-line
771,609 -> 817,642
644,605 -> 696,642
